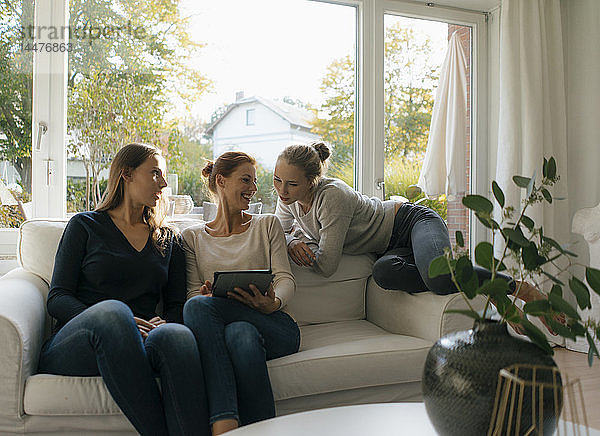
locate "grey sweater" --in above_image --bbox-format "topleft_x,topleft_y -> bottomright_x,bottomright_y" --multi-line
275,178 -> 396,277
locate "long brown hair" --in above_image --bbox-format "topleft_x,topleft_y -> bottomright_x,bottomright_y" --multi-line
96,143 -> 173,255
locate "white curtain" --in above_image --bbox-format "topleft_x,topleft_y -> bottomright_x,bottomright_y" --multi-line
495,0 -> 569,251
418,32 -> 468,199
495,0 -> 569,344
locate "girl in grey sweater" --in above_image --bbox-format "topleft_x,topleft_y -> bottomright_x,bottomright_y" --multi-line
273,143 -> 554,328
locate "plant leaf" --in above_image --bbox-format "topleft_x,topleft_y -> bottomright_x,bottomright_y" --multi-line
523,299 -> 551,316
550,284 -> 563,297
585,267 -> 600,296
569,277 -> 591,310
455,256 -> 475,296
475,242 -> 494,270
543,316 -> 577,340
455,230 -> 464,248
475,212 -> 500,230
521,318 -> 553,355
570,322 -> 587,336
586,331 -> 599,363
520,215 -> 535,231
479,278 -> 510,298
542,270 -> 564,285
502,227 -> 530,247
548,292 -> 580,320
429,256 -> 450,278
513,175 -> 531,188
492,181 -> 505,208
522,243 -> 544,270
547,157 -> 557,180
543,157 -> 548,178
541,188 -> 553,204
462,195 -> 493,214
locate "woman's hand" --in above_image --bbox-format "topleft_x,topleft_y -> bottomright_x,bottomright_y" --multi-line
199,280 -> 213,297
134,316 -> 166,340
288,240 -> 316,267
228,283 -> 281,314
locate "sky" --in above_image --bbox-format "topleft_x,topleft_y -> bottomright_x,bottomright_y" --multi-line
178,0 -> 448,123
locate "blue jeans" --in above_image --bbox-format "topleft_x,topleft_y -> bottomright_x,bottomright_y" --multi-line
183,296 -> 300,426
38,300 -> 210,436
373,203 -> 513,294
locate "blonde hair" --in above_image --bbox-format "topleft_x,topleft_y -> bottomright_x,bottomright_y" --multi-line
96,143 -> 173,255
277,142 -> 330,191
202,151 -> 257,197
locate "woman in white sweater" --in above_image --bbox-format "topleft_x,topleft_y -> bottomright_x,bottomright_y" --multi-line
182,151 -> 299,436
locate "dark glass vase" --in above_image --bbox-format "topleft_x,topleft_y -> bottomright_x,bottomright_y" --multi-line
422,320 -> 562,436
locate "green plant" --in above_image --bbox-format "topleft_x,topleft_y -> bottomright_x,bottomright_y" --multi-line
429,156 -> 600,363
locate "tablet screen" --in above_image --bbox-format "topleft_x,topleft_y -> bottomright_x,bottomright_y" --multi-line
212,270 -> 274,298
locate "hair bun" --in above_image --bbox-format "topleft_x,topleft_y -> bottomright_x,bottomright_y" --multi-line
312,142 -> 330,163
201,161 -> 214,178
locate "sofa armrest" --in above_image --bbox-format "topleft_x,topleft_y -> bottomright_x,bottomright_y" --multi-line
365,277 -> 486,343
0,268 -> 49,427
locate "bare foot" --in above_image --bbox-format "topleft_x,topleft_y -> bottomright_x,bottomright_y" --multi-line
514,281 -> 565,335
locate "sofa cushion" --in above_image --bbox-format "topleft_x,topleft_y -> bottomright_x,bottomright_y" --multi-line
268,320 -> 433,401
24,320 -> 431,416
18,219 -> 70,284
24,374 -> 123,416
287,255 -> 374,325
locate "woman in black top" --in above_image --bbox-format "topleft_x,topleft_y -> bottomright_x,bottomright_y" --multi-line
39,143 -> 209,436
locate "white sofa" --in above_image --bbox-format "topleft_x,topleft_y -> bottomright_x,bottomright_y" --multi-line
0,218 -> 483,435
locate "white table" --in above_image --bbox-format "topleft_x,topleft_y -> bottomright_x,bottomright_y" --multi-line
224,402 -> 600,436
224,403 -> 437,436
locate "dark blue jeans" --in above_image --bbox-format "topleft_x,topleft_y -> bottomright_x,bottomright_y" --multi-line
38,300 -> 210,436
183,296 -> 300,426
373,203 -> 513,294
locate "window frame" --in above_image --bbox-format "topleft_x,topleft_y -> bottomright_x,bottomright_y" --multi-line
4,0 -> 489,256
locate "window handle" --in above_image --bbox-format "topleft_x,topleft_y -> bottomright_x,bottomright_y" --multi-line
375,178 -> 385,199
36,122 -> 48,150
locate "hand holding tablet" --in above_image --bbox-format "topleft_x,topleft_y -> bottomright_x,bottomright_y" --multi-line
212,270 -> 275,298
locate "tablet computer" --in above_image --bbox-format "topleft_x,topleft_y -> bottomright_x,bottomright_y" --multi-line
212,270 -> 275,298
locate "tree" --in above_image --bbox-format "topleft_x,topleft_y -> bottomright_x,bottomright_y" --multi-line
65,0 -> 212,210
0,0 -> 212,208
384,25 -> 437,158
0,0 -> 34,192
311,24 -> 439,183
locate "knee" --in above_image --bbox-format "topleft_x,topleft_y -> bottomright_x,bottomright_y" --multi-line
146,323 -> 197,354
86,300 -> 134,330
224,322 -> 263,356
183,295 -> 214,322
422,274 -> 457,295
372,255 -> 404,289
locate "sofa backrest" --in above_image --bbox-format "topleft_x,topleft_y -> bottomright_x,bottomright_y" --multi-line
17,218 -> 373,326
287,254 -> 373,325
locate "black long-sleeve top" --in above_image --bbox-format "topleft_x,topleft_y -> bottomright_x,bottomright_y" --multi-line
47,211 -> 186,332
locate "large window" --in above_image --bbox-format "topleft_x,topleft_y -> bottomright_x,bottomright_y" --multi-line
64,0 -> 356,214
383,14 -> 473,246
9,0 -> 488,255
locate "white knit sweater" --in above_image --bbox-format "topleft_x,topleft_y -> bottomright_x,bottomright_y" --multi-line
181,214 -> 295,309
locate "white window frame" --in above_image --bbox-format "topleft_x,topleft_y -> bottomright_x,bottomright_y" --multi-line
5,0 -> 488,256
